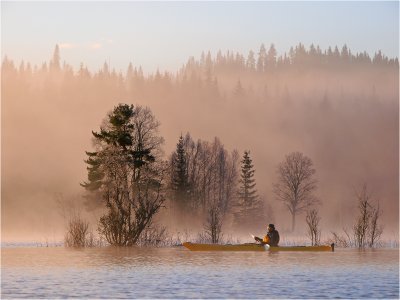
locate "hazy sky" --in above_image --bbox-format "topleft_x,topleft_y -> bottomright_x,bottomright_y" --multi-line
2,1 -> 398,73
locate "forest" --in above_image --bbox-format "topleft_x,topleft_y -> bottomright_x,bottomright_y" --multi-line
2,43 -> 398,245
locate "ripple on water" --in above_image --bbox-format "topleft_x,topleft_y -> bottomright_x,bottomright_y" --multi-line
1,247 -> 399,299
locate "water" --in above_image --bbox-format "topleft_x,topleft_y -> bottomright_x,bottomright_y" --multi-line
1,246 -> 399,299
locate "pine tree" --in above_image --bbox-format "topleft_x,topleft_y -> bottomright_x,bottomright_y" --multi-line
126,62 -> 134,80
257,44 -> 267,72
238,151 -> 257,207
50,44 -> 60,72
171,135 -> 190,211
267,44 -> 277,69
246,50 -> 256,70
234,151 -> 262,229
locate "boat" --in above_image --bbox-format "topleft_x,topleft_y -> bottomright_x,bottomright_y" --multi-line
182,242 -> 334,252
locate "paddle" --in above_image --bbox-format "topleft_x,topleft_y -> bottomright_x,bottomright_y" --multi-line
250,233 -> 263,242
249,233 -> 270,250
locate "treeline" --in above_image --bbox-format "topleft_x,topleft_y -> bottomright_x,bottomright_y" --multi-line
2,43 -> 398,103
182,43 -> 398,75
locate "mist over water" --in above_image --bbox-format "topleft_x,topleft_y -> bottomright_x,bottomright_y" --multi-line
1,247 -> 399,298
1,44 -> 398,241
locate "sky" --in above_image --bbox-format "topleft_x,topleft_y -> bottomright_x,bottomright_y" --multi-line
1,1 -> 399,73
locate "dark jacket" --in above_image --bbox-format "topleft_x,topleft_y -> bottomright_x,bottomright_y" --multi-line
263,229 -> 280,246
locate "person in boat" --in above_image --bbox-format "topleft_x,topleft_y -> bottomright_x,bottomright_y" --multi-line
254,224 -> 280,246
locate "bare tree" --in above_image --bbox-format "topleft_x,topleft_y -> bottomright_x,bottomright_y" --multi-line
306,209 -> 321,246
64,215 -> 90,247
330,229 -> 352,248
353,186 -> 370,248
273,152 -> 318,232
329,185 -> 383,249
353,184 -> 383,248
368,202 -> 383,247
56,194 -> 93,247
225,149 -> 239,213
97,160 -> 167,246
204,202 -> 223,244
136,223 -> 170,247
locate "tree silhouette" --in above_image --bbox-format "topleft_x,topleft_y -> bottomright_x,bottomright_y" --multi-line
82,104 -> 166,246
246,50 -> 256,70
234,151 -> 262,229
50,44 -> 60,72
273,152 -> 318,232
267,43 -> 277,69
257,44 -> 267,72
171,135 -> 190,212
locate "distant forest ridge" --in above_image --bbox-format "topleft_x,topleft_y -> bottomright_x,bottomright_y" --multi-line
2,42 -> 398,104
2,42 -> 398,79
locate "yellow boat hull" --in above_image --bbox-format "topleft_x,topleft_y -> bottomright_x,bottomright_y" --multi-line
182,242 -> 334,252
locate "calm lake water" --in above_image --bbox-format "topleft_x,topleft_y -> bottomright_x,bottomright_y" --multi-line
1,246 -> 399,299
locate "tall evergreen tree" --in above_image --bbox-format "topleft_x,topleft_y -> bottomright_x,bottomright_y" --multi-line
238,151 -> 257,206
257,44 -> 267,72
171,135 -> 190,211
50,44 -> 61,72
234,151 -> 262,229
246,50 -> 256,70
267,44 -> 277,69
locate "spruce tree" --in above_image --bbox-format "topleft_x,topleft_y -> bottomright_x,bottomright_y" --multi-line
171,135 -> 190,211
267,44 -> 277,68
235,151 -> 262,229
246,50 -> 256,70
239,151 -> 257,207
50,44 -> 60,72
257,44 -> 266,72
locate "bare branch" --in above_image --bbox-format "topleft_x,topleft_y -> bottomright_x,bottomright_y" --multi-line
273,152 -> 318,231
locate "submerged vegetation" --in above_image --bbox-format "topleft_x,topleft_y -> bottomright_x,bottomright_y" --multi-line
329,184 -> 383,248
306,209 -> 321,246
64,215 -> 92,248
